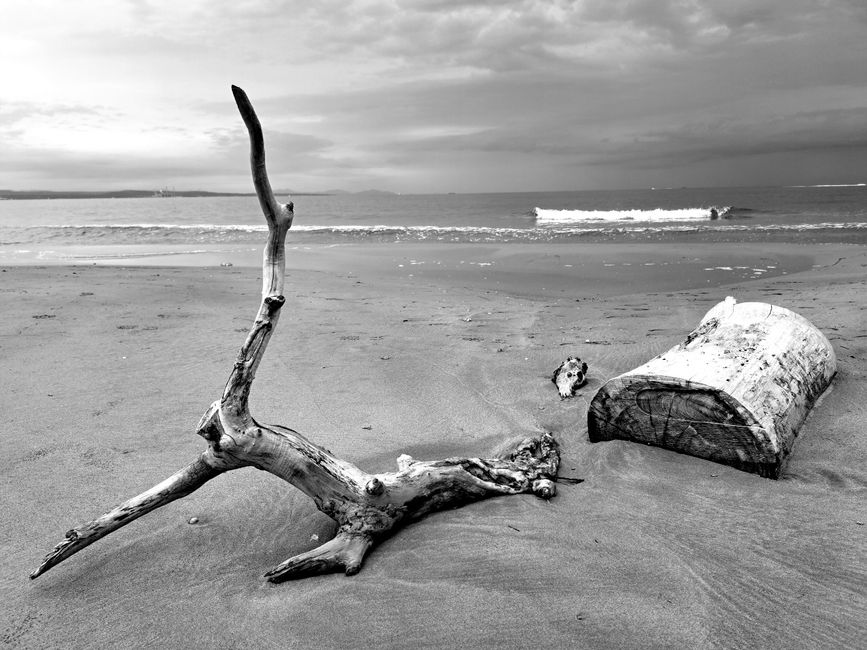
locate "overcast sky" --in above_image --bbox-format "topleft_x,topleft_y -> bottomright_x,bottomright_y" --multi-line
1,0 -> 865,193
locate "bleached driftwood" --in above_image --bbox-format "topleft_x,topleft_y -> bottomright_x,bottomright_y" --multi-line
588,297 -> 836,478
31,86 -> 563,583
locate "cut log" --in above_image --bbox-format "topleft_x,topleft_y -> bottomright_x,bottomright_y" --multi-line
588,297 -> 836,478
30,86 -> 568,584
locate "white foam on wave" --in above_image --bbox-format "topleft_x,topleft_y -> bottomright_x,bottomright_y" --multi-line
12,220 -> 867,246
790,183 -> 866,188
534,206 -> 730,224
49,223 -> 269,232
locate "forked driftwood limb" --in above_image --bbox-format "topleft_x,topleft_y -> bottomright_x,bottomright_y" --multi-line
31,85 -> 564,583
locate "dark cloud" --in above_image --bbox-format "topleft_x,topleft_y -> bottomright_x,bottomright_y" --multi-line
607,107 -> 867,167
280,0 -> 865,75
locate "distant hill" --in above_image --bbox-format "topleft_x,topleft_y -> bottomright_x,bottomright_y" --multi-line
285,189 -> 397,196
273,189 -> 333,196
0,189 -> 254,200
355,189 -> 397,196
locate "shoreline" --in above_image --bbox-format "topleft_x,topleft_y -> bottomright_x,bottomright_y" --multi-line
0,239 -> 852,300
2,240 -> 865,648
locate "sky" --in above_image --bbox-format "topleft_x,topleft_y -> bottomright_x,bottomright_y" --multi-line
1,0 -> 866,194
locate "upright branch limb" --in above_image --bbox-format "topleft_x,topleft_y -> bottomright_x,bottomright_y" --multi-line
222,85 -> 294,419
230,84 -> 293,281
31,86 -> 571,584
221,293 -> 285,423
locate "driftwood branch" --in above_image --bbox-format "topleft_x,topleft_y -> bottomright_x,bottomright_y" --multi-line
31,85 -> 564,583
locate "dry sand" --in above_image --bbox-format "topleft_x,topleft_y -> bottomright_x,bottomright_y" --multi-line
1,241 -> 865,648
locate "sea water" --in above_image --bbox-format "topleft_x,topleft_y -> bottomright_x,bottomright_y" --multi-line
1,185 -> 865,264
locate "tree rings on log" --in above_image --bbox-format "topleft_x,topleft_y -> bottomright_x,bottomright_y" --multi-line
588,297 -> 837,478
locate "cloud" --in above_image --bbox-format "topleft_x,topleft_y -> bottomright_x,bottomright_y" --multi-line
0,101 -> 108,126
1,0 -> 865,191
0,101 -> 341,191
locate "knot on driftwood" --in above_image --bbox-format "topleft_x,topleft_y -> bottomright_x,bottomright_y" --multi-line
263,294 -> 285,312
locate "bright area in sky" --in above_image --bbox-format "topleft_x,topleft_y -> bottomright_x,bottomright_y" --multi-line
1,0 -> 866,193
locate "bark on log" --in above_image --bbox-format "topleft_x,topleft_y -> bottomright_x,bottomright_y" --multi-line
588,297 -> 836,478
30,86 -> 566,583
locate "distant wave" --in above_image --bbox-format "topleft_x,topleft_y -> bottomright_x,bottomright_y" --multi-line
3,220 -> 867,248
534,206 -> 732,224
2,223 -> 267,245
49,223 -> 269,232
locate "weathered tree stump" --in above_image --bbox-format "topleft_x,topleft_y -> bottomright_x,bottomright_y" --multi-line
588,297 -> 836,478
30,86 -> 566,583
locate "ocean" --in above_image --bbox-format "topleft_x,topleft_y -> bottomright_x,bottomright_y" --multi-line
1,185 -> 865,265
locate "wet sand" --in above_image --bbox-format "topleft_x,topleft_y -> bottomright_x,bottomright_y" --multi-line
1,241 -> 865,648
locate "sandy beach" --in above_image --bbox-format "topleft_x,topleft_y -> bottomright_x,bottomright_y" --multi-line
1,240 -> 865,648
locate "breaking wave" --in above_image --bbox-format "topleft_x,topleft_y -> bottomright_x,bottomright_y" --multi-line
534,206 -> 734,224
